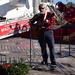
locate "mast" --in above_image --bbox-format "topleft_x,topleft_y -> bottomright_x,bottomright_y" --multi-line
33,0 -> 41,15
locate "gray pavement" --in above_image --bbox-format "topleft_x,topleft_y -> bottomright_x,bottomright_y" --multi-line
0,37 -> 75,75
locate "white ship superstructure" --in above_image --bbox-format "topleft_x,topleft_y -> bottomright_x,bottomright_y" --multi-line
0,0 -> 33,19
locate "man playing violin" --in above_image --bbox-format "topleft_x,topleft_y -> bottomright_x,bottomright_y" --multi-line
30,3 -> 56,71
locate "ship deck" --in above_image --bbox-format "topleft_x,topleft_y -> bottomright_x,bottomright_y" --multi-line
0,37 -> 75,75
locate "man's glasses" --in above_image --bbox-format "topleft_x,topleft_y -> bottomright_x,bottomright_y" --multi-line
40,7 -> 45,10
